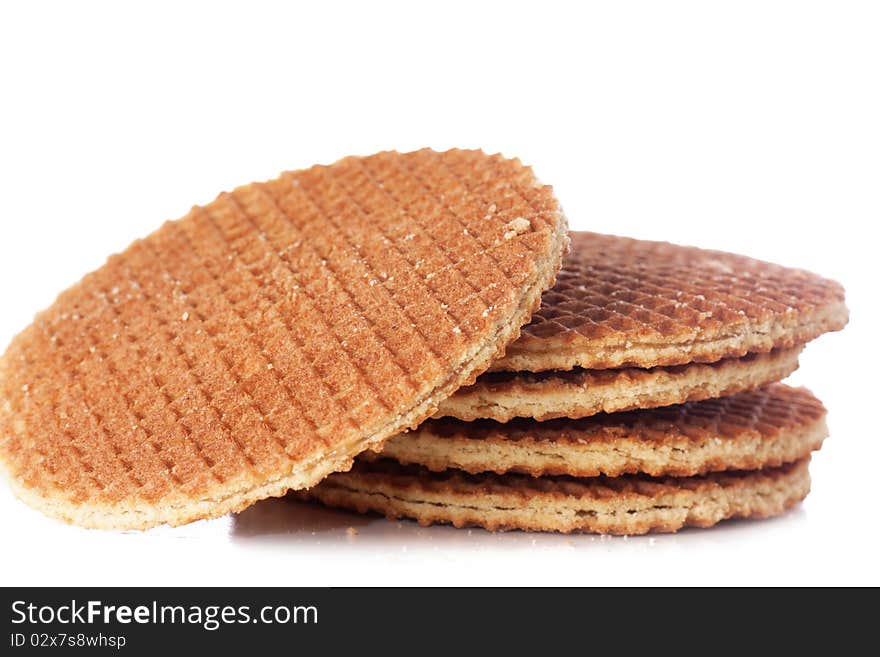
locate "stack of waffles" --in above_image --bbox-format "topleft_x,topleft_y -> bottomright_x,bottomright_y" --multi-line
0,150 -> 848,535
301,232 -> 848,534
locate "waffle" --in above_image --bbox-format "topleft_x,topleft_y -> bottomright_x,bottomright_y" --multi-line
370,384 -> 826,477
0,149 -> 568,529
298,457 -> 811,534
436,346 -> 801,422
493,232 -> 848,372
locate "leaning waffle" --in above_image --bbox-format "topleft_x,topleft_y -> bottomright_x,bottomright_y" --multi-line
436,346 -> 801,422
0,149 -> 568,529
493,232 -> 848,372
298,457 -> 811,534
370,384 -> 826,477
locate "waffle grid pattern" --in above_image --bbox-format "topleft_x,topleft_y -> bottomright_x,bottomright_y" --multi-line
493,232 -> 847,371
372,384 -> 827,476
423,383 -> 825,444
319,455 -> 805,500
0,149 -> 566,528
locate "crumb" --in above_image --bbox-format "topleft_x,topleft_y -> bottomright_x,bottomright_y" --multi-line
503,217 -> 530,240
181,312 -> 189,321
451,326 -> 461,334
346,527 -> 358,537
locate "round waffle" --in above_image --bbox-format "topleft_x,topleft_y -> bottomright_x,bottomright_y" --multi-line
370,384 -> 826,477
436,346 -> 801,422
0,149 -> 568,529
299,457 -> 811,535
493,231 -> 848,372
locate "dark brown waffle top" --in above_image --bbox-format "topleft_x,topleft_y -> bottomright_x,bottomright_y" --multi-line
418,383 -> 824,447
492,231 -> 848,371
375,384 -> 826,476
320,454 -> 806,502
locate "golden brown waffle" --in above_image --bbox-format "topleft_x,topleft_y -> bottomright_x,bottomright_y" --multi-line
0,149 -> 568,529
436,346 -> 801,422
493,232 -> 848,372
371,384 -> 826,477
299,457 -> 811,534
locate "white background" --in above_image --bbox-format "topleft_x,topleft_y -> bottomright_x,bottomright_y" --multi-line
1,1 -> 877,586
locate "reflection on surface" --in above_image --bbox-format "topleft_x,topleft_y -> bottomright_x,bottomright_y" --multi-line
233,495 -> 372,538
